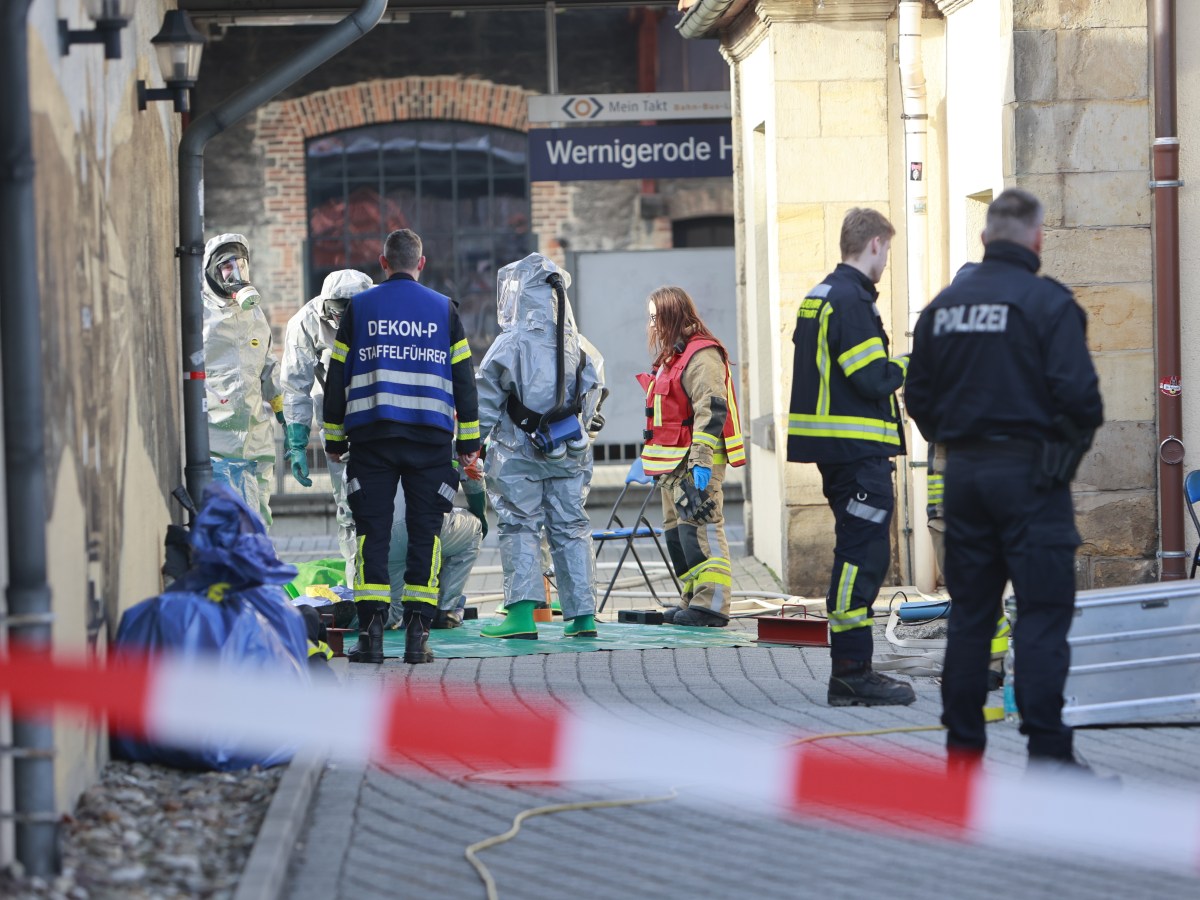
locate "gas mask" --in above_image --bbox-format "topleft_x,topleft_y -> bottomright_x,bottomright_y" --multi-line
205,243 -> 259,309
322,296 -> 349,327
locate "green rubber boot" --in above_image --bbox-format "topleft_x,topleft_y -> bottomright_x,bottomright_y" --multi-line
550,599 -> 562,616
480,600 -> 538,640
564,614 -> 597,638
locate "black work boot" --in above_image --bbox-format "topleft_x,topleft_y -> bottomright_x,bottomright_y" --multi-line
670,605 -> 727,627
402,606 -> 434,664
348,601 -> 385,664
827,663 -> 916,707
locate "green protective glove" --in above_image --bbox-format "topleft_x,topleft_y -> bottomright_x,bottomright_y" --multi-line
466,489 -> 489,539
284,422 -> 312,488
275,409 -> 286,424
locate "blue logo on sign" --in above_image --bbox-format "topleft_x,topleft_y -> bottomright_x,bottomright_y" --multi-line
561,96 -> 605,120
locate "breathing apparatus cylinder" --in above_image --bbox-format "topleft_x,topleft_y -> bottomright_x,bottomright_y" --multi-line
528,272 -> 587,459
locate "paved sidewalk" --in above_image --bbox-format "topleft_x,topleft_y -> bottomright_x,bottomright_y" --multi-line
272,530 -> 1200,899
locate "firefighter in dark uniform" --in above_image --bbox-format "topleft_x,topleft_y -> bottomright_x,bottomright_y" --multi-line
787,208 -> 916,707
324,229 -> 481,665
906,188 -> 1103,769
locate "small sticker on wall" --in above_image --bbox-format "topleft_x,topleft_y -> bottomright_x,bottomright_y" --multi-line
910,161 -> 923,181
1160,376 -> 1182,397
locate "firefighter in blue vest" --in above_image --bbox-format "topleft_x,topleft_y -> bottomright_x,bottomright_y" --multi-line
787,208 -> 916,707
323,229 -> 481,665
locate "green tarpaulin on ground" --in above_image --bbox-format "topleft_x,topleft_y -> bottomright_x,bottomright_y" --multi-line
365,619 -> 757,658
284,558 -> 346,599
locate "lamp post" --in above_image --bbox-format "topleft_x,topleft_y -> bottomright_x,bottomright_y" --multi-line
138,10 -> 206,114
59,0 -> 133,60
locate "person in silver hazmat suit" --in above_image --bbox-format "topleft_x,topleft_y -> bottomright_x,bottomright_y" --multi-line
477,253 -> 603,639
201,233 -> 283,525
280,269 -> 375,587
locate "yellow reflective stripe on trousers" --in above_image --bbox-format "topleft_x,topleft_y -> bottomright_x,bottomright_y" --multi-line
835,562 -> 857,614
787,414 -> 901,445
829,606 -> 871,632
332,340 -> 349,363
450,338 -> 472,364
815,305 -> 833,416
308,641 -> 333,660
402,536 -> 441,606
927,472 -> 945,503
838,337 -> 886,377
992,616 -> 1011,655
356,583 -> 390,603
682,557 -> 732,586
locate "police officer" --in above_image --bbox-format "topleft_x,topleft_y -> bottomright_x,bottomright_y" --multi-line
323,229 -> 481,665
787,208 -> 915,707
905,188 -> 1103,769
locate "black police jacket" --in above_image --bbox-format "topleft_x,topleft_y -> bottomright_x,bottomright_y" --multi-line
905,241 -> 1104,446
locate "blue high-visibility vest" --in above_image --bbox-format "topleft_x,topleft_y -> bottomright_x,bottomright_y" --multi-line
342,279 -> 455,435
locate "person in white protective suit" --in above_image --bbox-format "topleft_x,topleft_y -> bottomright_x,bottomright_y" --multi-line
386,457 -> 488,630
280,269 -> 375,587
201,233 -> 284,525
477,253 -> 604,640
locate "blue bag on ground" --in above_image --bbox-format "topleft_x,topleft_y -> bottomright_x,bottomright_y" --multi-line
112,483 -> 308,771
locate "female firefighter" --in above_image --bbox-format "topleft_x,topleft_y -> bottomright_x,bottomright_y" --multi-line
639,286 -> 745,626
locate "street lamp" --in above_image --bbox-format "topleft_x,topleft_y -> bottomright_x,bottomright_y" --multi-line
59,0 -> 133,60
138,11 -> 206,114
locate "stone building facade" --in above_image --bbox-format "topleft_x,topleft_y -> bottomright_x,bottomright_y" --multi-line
683,0 -> 1171,594
3,0 -> 185,861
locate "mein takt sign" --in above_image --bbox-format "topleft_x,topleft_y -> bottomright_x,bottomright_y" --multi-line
529,123 -> 733,182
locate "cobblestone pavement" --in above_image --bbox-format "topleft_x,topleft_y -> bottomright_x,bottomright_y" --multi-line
273,528 -> 1200,900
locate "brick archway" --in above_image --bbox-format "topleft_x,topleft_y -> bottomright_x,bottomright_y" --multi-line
254,76 -> 533,318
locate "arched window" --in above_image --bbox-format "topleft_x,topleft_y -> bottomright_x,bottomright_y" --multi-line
306,122 -> 531,353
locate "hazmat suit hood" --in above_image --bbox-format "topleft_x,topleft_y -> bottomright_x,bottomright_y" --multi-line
496,253 -> 576,334
476,255 -> 602,473
321,269 -> 374,324
203,232 -> 260,310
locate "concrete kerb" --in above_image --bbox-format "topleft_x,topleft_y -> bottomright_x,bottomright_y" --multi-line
234,751 -> 328,900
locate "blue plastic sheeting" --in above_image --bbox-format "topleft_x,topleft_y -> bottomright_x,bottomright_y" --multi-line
377,619 -> 757,658
112,484 -> 308,771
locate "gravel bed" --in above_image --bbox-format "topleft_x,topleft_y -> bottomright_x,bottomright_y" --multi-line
0,760 -> 284,899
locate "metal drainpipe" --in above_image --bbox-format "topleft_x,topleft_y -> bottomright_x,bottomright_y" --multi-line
0,0 -> 59,877
1150,0 -> 1185,580
178,0 -> 387,505
898,0 -> 931,589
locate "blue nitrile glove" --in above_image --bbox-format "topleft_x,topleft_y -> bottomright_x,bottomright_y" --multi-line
284,422 -> 312,488
466,489 -> 489,539
691,465 -> 711,492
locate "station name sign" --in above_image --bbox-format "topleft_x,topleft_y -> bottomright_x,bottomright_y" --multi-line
527,91 -> 731,124
529,123 -> 733,182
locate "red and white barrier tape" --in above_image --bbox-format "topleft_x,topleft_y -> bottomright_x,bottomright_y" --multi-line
1,650 -> 1198,876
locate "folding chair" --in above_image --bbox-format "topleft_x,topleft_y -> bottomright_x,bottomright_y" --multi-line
592,458 -> 681,612
1185,470 -> 1200,578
